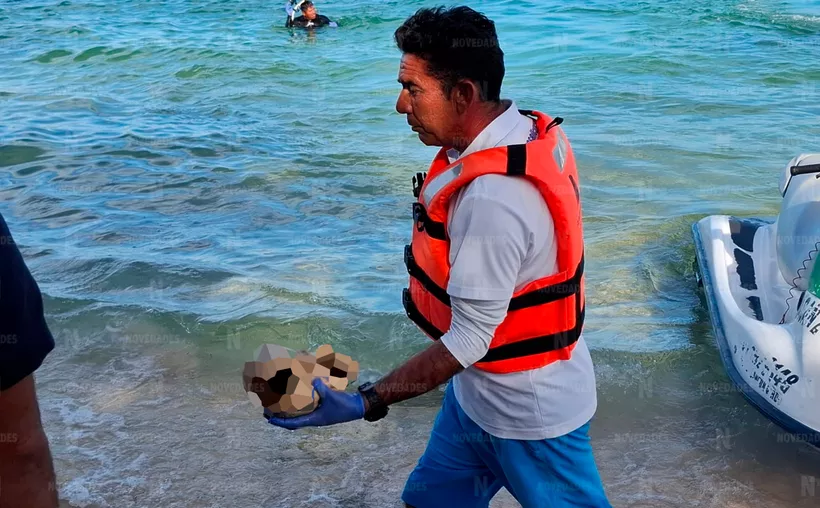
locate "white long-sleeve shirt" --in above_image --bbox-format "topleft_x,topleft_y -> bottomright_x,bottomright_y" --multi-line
438,100 -> 598,440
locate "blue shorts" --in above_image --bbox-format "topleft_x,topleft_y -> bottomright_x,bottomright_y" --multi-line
402,382 -> 611,508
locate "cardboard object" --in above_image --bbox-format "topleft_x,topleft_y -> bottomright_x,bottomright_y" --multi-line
243,343 -> 360,418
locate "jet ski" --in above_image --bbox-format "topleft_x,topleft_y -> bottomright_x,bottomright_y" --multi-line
693,153 -> 820,447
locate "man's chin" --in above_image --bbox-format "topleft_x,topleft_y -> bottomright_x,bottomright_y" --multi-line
414,130 -> 439,146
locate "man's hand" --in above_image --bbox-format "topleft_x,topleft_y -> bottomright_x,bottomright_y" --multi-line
266,378 -> 365,430
266,339 -> 463,429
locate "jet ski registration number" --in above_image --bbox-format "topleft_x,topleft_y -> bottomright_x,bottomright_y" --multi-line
737,343 -> 801,406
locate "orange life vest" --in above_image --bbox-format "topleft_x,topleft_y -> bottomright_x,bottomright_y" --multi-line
402,110 -> 586,374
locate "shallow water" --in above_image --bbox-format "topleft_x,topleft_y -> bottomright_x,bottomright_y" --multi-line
2,0 -> 820,506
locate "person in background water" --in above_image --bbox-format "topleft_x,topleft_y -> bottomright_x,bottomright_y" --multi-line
0,213 -> 59,508
267,5 -> 611,508
285,0 -> 337,28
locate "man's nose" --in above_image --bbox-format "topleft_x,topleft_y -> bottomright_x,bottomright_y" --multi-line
395,90 -> 410,115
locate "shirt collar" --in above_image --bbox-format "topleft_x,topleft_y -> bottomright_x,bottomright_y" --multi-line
446,99 -> 521,164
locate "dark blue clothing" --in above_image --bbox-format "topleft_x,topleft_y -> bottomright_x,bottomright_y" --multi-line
286,14 -> 335,28
0,213 -> 54,391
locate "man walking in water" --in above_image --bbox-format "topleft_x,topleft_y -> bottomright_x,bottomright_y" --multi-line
268,6 -> 611,507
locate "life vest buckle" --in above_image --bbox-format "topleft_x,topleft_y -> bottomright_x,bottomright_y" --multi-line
411,202 -> 448,240
412,172 -> 426,198
412,202 -> 427,232
401,287 -> 412,317
404,244 -> 413,273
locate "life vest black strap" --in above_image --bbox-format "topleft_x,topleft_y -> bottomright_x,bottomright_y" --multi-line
505,116 -> 564,176
478,299 -> 584,364
403,285 -> 584,364
405,242 -> 583,313
402,282 -> 584,365
402,288 -> 445,340
516,110 -> 563,133
507,255 -> 584,311
412,203 -> 447,241
545,117 -> 563,133
405,245 -> 451,306
506,144 -> 527,176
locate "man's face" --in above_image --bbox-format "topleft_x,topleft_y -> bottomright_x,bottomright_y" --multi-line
303,5 -> 317,20
395,54 -> 457,147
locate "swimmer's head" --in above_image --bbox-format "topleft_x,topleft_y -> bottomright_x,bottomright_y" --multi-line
300,0 -> 318,20
394,6 -> 505,150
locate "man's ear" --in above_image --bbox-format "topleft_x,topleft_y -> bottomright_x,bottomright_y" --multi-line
451,79 -> 478,115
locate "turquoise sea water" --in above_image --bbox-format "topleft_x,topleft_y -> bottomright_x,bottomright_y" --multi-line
2,0 -> 820,506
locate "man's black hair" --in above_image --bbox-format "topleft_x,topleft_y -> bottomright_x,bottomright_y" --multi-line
300,0 -> 313,11
394,6 -> 504,102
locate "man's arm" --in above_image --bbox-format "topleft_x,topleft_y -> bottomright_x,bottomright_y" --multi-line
0,375 -> 58,508
266,300 -> 482,429
369,339 -> 463,408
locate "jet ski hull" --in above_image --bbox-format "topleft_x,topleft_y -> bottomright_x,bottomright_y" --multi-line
693,215 -> 820,447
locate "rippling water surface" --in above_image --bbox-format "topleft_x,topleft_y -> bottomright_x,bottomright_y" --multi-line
2,0 -> 820,506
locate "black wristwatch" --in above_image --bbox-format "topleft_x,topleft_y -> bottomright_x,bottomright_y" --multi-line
358,382 -> 389,422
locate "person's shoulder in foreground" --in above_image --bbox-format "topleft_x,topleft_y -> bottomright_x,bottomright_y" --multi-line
0,212 -> 55,389
0,211 -> 59,508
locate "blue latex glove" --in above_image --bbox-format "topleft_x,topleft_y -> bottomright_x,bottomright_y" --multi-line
266,378 -> 365,430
